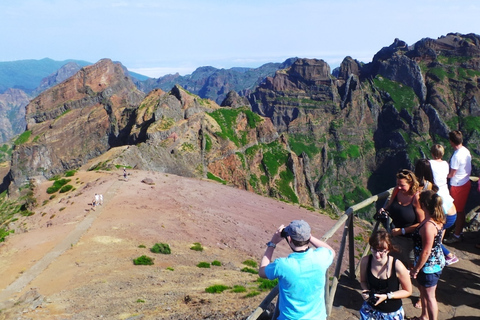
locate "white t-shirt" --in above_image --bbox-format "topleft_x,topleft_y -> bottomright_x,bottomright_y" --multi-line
429,159 -> 450,197
450,146 -> 472,186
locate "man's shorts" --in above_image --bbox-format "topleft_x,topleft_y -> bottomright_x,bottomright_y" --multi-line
450,181 -> 471,213
417,270 -> 442,288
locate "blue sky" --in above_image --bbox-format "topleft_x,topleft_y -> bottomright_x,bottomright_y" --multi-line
1,0 -> 479,78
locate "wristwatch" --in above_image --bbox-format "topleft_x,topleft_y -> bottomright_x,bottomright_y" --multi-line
387,292 -> 394,300
266,241 -> 276,248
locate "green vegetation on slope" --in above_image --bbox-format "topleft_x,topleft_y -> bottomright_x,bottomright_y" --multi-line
373,76 -> 417,113
208,107 -> 262,147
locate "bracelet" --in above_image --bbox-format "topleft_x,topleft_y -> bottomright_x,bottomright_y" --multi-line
401,228 -> 405,235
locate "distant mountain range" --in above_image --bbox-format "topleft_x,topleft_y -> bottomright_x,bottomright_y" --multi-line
0,58 -> 149,94
0,57 -> 297,144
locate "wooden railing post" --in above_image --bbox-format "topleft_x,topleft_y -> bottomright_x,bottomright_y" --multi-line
348,212 -> 355,279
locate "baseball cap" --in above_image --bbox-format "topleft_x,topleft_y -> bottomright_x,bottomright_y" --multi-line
284,220 -> 311,241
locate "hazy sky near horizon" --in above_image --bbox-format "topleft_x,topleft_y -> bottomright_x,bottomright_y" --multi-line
1,0 -> 479,78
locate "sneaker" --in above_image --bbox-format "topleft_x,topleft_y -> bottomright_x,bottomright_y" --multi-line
445,254 -> 459,266
444,234 -> 462,244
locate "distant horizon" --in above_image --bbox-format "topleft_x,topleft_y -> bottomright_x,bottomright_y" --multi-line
0,56 -> 345,79
2,1 -> 478,79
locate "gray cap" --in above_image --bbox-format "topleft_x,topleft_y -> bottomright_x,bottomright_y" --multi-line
284,220 -> 311,241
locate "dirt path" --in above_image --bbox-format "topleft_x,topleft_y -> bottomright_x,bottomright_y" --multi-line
0,179 -> 121,308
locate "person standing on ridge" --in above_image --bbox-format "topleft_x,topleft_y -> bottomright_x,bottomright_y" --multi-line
259,220 -> 335,320
445,130 -> 471,243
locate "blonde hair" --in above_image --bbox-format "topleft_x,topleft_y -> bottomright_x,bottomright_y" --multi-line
419,190 -> 446,224
396,169 -> 419,195
430,144 -> 445,160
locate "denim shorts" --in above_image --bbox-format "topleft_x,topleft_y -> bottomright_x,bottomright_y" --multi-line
417,270 -> 442,288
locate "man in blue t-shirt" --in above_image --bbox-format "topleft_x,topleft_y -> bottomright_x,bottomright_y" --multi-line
259,220 -> 335,320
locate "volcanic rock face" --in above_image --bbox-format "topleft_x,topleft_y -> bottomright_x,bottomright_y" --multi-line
10,59 -> 145,190
0,88 -> 29,143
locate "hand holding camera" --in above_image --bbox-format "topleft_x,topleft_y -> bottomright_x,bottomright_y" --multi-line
374,208 -> 389,221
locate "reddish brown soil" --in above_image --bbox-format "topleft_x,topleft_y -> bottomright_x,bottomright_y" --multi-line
0,170 -> 348,319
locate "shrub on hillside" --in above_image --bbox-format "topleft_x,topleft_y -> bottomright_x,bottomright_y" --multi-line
46,179 -> 71,194
190,242 -> 204,251
133,255 -> 154,265
197,262 -> 211,268
150,242 -> 171,254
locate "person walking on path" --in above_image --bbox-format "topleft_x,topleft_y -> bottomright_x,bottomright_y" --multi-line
123,167 -> 127,181
445,130 -> 471,243
359,230 -> 412,320
259,220 -> 335,320
410,190 -> 446,320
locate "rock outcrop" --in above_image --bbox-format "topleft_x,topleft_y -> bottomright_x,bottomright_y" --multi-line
9,59 -> 145,192
0,88 -> 29,143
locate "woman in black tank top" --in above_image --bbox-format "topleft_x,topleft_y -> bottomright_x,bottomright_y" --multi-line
360,231 -> 412,320
380,169 -> 425,268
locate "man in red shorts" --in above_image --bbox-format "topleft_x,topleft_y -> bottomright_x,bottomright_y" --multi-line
445,130 -> 472,243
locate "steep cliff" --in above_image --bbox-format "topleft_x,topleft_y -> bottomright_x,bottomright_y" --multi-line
9,59 -> 145,192
0,88 -> 29,143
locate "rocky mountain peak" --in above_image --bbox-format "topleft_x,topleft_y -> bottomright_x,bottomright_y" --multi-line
10,59 -> 145,191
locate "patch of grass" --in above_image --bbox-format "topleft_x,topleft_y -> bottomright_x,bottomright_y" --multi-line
197,262 -> 211,268
136,299 -> 145,303
180,142 -> 195,152
133,255 -> 154,265
241,267 -> 258,274
46,178 -> 71,194
461,116 -> 480,133
262,140 -> 289,177
211,260 -> 222,266
208,107 -> 261,147
138,244 -> 146,248
65,170 -> 77,177
242,259 -> 258,268
0,228 -> 15,242
288,133 -> 321,159
59,185 -> 74,193
256,277 -> 278,291
150,243 -> 171,254
244,291 -> 261,298
207,172 -> 227,185
14,130 -> 32,145
205,284 -> 231,293
204,134 -> 212,152
373,76 -> 417,113
190,242 -> 204,251
231,285 -> 247,293
166,267 -> 174,271
276,169 -> 299,203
